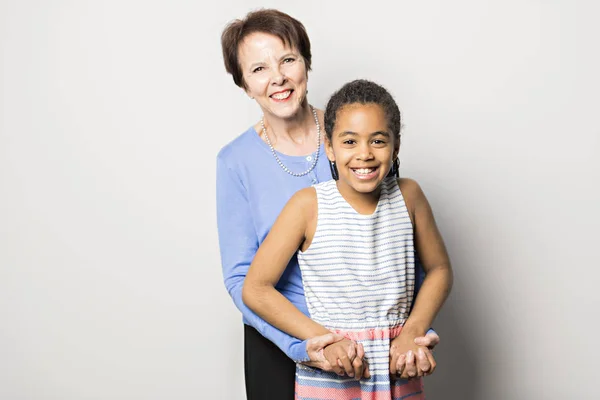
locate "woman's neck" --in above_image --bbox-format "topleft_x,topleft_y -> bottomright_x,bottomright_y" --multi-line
262,103 -> 317,147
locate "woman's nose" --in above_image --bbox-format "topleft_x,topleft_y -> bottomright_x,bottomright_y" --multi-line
270,67 -> 286,85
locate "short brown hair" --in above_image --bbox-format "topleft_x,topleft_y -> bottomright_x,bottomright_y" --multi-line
221,9 -> 312,89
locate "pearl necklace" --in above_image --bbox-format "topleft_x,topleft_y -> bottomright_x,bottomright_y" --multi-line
260,106 -> 321,177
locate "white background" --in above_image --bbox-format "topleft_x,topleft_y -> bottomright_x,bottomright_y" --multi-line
1,1 -> 598,399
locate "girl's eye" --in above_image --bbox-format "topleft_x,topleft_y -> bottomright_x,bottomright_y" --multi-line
373,139 -> 386,144
343,140 -> 356,145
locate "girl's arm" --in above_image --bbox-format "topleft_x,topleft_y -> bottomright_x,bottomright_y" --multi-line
400,178 -> 454,336
244,187 -> 372,379
242,187 -> 331,340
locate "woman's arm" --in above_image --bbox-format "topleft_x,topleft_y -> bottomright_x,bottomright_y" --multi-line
242,187 -> 332,340
217,153 -> 310,361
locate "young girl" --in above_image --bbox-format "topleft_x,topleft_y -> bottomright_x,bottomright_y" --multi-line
243,79 -> 453,399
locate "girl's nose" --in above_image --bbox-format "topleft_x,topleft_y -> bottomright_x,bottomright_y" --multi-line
356,145 -> 374,160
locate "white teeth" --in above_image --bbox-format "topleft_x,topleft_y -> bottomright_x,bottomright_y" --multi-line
271,90 -> 291,100
354,168 -> 374,174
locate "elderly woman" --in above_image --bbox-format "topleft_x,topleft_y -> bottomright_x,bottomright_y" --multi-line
217,9 -> 439,399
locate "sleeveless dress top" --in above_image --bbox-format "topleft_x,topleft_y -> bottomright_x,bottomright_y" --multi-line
295,177 -> 424,400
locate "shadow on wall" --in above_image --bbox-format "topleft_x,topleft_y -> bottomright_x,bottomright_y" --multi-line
424,299 -> 481,400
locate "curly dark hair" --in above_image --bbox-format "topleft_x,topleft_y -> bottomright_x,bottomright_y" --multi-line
221,9 -> 312,89
324,79 -> 401,145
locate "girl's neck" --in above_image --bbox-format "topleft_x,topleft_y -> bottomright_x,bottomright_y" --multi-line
335,180 -> 383,216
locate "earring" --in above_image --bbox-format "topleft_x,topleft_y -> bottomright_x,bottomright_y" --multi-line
387,158 -> 400,178
329,161 -> 339,180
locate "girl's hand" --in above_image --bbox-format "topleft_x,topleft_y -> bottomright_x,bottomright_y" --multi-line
389,331 -> 436,379
322,338 -> 370,380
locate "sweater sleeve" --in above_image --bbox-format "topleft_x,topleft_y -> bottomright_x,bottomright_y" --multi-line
216,153 -> 309,362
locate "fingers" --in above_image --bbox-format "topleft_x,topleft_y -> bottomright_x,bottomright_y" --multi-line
389,350 -> 399,375
306,336 -> 331,369
351,343 -> 365,380
307,333 -> 345,353
302,359 -> 331,370
393,353 -> 406,378
416,348 -> 431,375
346,341 -> 357,361
414,331 -> 440,350
357,342 -> 365,360
363,358 -> 371,379
323,340 -> 356,377
322,347 -> 345,376
422,347 -> 436,375
401,350 -> 417,379
312,334 -> 348,374
337,350 -> 355,377
357,343 -> 370,379
322,340 -> 370,379
351,353 -> 363,380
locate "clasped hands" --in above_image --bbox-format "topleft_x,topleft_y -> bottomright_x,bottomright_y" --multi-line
303,330 -> 438,380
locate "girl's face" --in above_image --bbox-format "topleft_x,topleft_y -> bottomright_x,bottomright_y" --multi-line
238,32 -> 308,120
326,103 -> 398,195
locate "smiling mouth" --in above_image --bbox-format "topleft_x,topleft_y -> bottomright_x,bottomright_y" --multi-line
270,89 -> 293,100
351,167 -> 379,180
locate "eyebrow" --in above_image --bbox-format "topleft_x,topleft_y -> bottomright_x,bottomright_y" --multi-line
337,131 -> 390,137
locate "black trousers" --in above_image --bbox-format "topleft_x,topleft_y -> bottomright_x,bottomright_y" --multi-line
244,324 -> 296,400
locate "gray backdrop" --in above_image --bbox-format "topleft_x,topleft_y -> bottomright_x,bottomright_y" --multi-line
1,0 -> 598,399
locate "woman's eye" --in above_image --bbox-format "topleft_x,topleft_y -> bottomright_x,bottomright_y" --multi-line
253,66 -> 264,73
283,57 -> 295,63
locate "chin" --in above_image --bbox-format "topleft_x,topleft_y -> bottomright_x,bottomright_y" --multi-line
342,178 -> 382,193
270,104 -> 301,120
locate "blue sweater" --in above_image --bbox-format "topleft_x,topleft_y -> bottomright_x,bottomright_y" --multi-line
216,127 -> 428,362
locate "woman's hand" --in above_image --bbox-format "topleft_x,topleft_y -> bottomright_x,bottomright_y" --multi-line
302,333 -> 343,371
414,330 -> 440,350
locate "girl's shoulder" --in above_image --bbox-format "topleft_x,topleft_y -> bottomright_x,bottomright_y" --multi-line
397,177 -> 421,194
289,186 -> 318,211
285,187 -> 318,231
397,177 -> 427,213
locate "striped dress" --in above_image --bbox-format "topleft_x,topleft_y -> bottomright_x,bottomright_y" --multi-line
295,177 -> 424,400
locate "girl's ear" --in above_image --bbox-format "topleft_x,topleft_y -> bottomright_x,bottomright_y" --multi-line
325,136 -> 335,162
393,137 -> 401,160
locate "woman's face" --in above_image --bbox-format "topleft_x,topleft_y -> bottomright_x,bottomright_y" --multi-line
238,32 -> 308,120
